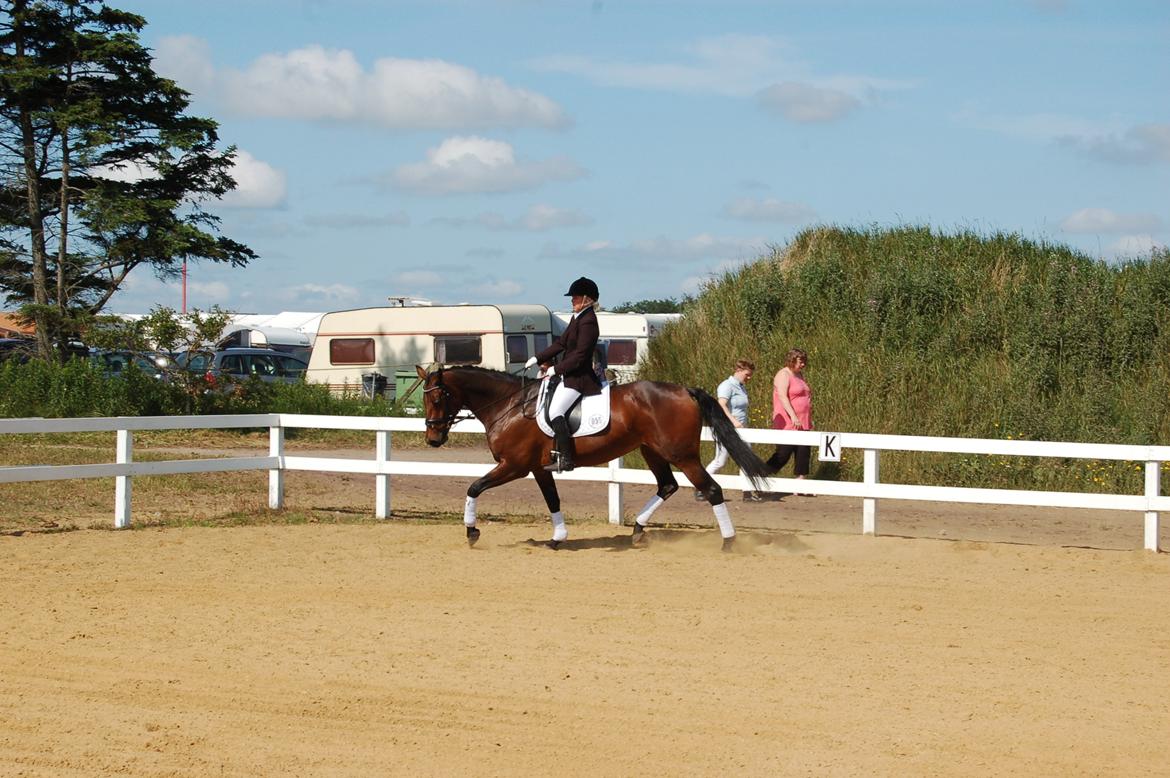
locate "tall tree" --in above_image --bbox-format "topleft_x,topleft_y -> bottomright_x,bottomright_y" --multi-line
0,0 -> 255,359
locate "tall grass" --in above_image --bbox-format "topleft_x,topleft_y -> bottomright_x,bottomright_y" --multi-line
641,226 -> 1170,492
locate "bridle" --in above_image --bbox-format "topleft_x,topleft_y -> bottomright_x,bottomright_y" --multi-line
422,369 -> 472,432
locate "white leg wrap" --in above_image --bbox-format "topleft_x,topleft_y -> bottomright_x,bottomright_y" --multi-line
551,510 -> 568,542
635,496 -> 664,527
712,502 -> 735,539
464,496 -> 477,528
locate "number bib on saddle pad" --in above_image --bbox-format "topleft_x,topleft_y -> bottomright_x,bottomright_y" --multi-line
536,377 -> 612,438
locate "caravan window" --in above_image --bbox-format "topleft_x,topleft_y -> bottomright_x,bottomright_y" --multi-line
606,339 -> 638,365
330,338 -> 375,365
534,333 -> 550,354
506,335 -> 528,363
435,335 -> 481,364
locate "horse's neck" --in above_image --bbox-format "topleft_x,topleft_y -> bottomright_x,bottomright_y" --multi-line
456,372 -> 515,423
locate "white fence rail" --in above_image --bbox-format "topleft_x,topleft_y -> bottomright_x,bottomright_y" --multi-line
0,414 -> 1165,551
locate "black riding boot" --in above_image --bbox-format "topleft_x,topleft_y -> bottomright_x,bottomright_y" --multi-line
544,416 -> 575,472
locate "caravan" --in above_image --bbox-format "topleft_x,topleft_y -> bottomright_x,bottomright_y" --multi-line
306,304 -> 556,400
553,311 -> 681,383
216,311 -> 324,365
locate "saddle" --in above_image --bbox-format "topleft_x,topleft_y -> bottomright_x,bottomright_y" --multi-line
536,376 -> 611,438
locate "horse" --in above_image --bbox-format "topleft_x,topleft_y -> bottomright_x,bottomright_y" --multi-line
416,365 -> 772,551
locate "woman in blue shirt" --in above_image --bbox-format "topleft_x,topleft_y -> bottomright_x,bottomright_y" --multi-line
696,359 -> 761,501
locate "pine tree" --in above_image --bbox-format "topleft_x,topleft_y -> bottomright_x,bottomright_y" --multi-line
0,0 -> 255,359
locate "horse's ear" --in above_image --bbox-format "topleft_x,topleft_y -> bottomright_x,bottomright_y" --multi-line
415,364 -> 428,381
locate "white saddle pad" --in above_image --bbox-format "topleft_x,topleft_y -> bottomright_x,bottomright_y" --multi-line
536,378 -> 611,438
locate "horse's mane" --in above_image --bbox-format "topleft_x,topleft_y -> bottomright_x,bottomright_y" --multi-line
443,364 -> 524,384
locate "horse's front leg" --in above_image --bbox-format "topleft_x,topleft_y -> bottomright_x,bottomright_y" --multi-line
532,469 -> 566,549
464,460 -> 529,547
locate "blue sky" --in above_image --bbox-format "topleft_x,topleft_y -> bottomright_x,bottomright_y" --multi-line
109,0 -> 1169,315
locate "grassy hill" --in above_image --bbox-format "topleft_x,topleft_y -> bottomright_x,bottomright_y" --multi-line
641,226 -> 1170,491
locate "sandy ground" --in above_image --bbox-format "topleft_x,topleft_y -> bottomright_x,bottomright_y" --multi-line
2,523 -> 1169,776
2,444 -> 1169,775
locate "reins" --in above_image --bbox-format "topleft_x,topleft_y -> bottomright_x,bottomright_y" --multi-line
424,367 -> 540,433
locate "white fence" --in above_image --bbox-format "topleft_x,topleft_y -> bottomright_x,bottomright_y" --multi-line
0,414 -> 1166,551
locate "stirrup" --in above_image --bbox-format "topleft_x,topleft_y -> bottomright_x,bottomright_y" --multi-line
543,451 -> 573,472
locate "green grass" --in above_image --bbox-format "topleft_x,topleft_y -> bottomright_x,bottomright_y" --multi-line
642,225 -> 1170,492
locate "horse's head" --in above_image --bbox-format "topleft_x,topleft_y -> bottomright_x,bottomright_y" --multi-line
417,365 -> 462,446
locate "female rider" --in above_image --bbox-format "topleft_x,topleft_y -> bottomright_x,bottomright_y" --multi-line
525,277 -> 602,472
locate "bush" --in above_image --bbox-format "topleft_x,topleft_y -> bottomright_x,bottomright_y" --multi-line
0,359 -> 401,420
641,226 -> 1170,492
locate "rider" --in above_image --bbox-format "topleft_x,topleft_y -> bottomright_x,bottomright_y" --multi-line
525,276 -> 602,472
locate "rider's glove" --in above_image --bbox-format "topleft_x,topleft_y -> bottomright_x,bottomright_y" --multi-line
524,356 -> 538,369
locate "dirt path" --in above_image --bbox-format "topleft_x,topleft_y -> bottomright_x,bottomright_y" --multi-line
1,522 -> 1168,776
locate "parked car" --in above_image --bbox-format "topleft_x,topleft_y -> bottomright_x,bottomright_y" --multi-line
173,347 -> 308,387
89,349 -> 175,380
0,337 -> 35,364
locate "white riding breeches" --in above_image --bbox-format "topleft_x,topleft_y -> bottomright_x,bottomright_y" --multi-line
705,440 -> 748,490
547,381 -> 582,420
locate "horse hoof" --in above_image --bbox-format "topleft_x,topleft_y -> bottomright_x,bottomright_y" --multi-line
631,524 -> 646,545
466,526 -> 480,547
721,536 -> 735,553
545,539 -> 562,550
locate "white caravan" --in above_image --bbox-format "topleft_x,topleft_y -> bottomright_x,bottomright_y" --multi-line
306,304 -> 556,399
552,311 -> 681,383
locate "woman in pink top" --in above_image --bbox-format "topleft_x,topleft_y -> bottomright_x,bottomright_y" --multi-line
766,347 -> 812,486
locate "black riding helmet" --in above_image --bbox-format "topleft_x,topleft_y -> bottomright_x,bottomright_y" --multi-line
565,276 -> 599,300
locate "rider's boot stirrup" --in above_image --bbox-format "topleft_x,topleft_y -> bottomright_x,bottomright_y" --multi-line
544,416 -> 575,472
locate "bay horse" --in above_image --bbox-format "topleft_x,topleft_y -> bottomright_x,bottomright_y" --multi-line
416,365 -> 772,551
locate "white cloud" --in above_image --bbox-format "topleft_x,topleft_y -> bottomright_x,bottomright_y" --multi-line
304,212 -> 411,229
88,147 -> 285,210
1107,235 -> 1162,258
87,160 -> 158,183
541,232 -> 767,268
219,150 -> 287,209
275,283 -> 363,308
391,136 -> 585,195
533,35 -> 796,97
723,197 -> 817,223
386,267 -> 523,299
188,280 -> 232,301
1060,123 -> 1170,165
756,82 -> 860,123
479,279 -> 524,297
393,270 -> 445,288
154,35 -> 216,95
432,203 -> 592,231
959,109 -> 1170,165
955,107 -> 1117,141
531,34 -> 904,121
156,38 -> 568,130
1060,208 -> 1162,234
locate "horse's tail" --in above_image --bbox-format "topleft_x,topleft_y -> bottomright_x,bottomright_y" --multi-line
687,387 -> 772,490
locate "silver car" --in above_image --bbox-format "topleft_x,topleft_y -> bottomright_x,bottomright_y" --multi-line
174,348 -> 307,387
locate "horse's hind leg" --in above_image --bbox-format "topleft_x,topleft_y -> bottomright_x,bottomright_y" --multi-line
630,446 -> 679,544
678,457 -> 736,551
532,469 -> 567,548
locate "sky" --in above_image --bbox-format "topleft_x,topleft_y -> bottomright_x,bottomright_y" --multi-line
107,0 -> 1169,315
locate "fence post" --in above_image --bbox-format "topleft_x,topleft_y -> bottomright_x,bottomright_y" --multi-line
862,448 -> 879,536
268,424 -> 285,510
608,456 -> 624,525
114,429 -> 132,529
376,430 -> 391,519
1144,460 -> 1160,552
